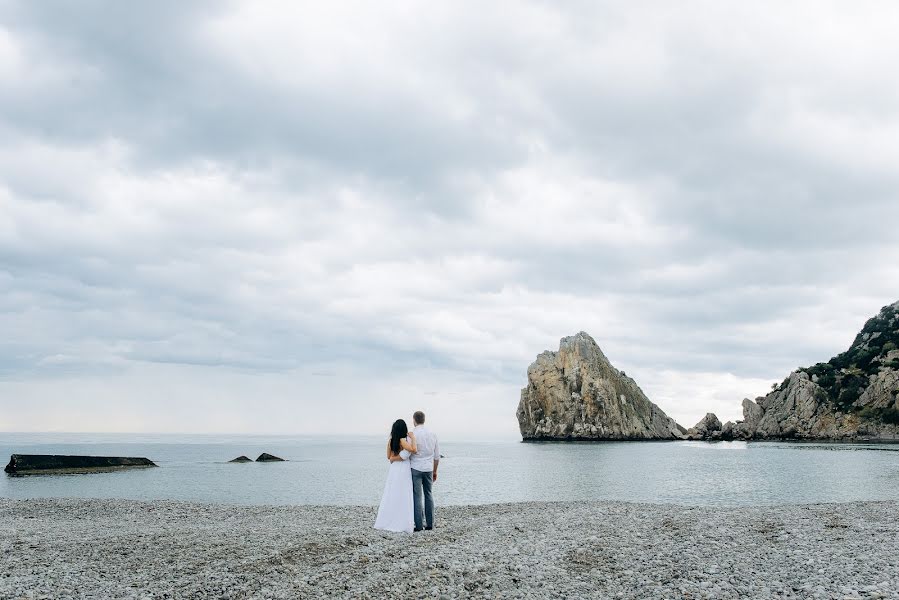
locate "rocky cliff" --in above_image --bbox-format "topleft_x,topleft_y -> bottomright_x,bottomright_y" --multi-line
692,300 -> 899,441
517,332 -> 685,440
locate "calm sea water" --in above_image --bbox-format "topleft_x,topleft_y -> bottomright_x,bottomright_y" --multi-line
2,433 -> 899,507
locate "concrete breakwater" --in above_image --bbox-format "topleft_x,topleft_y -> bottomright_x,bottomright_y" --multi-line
4,454 -> 157,475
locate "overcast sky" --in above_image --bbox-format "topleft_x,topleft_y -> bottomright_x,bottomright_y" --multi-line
1,1 -> 898,438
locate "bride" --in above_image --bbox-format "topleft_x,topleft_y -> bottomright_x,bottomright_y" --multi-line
374,419 -> 417,533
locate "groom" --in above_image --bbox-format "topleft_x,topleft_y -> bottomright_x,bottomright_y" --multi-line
410,410 -> 439,531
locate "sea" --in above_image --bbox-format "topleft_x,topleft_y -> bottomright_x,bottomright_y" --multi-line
2,433 -> 899,507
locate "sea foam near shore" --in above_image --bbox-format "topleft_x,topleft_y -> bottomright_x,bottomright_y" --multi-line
2,498 -> 898,599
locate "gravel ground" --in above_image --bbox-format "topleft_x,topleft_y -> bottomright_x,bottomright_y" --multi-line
1,498 -> 898,599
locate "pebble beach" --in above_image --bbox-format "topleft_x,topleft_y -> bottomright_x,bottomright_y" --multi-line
2,498 -> 898,599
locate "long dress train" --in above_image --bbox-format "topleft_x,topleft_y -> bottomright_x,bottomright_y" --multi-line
374,442 -> 414,533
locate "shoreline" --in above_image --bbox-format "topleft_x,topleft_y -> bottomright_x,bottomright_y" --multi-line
521,437 -> 899,444
3,498 -> 898,599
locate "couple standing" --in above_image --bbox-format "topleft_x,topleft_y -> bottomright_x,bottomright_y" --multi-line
374,410 -> 440,533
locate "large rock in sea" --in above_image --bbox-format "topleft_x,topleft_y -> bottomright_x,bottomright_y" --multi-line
700,300 -> 899,441
516,332 -> 685,440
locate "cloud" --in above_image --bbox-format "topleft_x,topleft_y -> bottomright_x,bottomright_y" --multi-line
1,1 -> 898,435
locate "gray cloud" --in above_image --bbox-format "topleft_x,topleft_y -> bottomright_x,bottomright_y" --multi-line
1,1 -> 898,435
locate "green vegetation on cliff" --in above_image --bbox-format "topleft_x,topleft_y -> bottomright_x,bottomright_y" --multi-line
799,302 -> 899,419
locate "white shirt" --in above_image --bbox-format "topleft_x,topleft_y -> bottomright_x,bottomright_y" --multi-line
410,425 -> 439,472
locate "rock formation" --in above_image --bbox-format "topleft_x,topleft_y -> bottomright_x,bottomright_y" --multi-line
700,300 -> 899,441
686,413 -> 722,440
517,332 -> 685,440
256,453 -> 285,462
229,456 -> 252,463
5,454 -> 157,475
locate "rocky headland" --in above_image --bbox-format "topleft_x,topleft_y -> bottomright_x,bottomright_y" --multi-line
519,300 -> 899,443
689,300 -> 899,441
516,332 -> 685,440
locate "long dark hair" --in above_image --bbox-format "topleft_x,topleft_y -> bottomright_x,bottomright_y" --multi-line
389,419 -> 408,456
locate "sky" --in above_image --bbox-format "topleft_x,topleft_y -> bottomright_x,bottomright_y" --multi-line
1,1 -> 898,439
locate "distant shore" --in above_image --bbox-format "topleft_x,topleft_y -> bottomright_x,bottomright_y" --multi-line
3,498 -> 898,599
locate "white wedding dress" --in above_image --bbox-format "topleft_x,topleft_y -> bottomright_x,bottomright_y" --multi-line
374,440 -> 414,533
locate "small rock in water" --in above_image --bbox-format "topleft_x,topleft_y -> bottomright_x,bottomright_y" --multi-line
255,453 -> 285,462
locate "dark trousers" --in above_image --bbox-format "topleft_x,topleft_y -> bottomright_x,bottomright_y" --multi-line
411,468 -> 434,529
